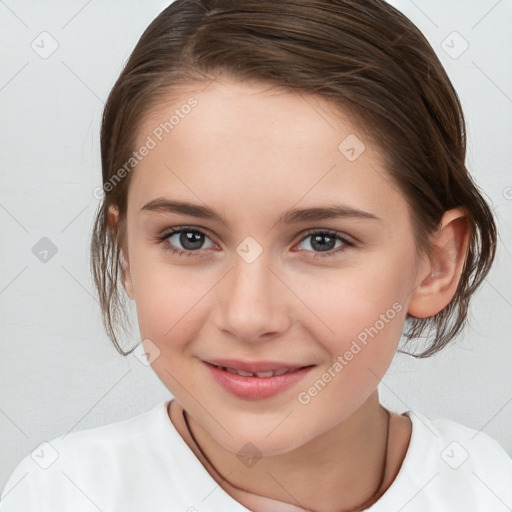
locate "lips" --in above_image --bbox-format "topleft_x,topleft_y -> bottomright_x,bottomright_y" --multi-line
203,359 -> 314,400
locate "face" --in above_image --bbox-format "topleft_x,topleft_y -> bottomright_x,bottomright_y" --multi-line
120,76 -> 427,456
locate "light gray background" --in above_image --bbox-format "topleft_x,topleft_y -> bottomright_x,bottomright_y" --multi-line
1,0 -> 511,493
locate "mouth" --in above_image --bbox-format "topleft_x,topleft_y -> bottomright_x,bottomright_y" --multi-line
207,363 -> 304,378
202,359 -> 315,400
204,358 -> 314,377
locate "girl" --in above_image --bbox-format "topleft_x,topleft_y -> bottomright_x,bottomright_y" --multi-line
2,0 -> 511,510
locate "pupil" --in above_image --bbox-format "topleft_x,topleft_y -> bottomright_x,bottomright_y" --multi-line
311,234 -> 335,252
180,231 -> 204,250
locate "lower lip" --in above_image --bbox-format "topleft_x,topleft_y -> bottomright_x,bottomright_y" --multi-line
204,362 -> 313,400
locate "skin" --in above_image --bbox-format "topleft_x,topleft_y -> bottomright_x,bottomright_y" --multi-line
109,76 -> 469,511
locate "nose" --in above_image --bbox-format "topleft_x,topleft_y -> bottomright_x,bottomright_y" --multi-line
212,251 -> 292,343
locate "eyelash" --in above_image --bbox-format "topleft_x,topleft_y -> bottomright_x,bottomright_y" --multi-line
156,227 -> 355,259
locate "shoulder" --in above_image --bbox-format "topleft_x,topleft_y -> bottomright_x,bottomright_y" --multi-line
0,400 -> 172,511
411,410 -> 512,474
371,410 -> 512,512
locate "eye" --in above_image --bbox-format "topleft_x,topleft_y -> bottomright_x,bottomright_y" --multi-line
296,230 -> 354,258
157,227 -> 215,257
156,227 -> 354,259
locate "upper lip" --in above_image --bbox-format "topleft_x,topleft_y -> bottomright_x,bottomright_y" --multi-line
204,359 -> 311,373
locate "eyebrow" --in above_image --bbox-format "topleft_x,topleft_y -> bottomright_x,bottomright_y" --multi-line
140,198 -> 380,224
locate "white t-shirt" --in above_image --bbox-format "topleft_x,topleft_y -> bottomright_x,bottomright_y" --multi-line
1,399 -> 511,512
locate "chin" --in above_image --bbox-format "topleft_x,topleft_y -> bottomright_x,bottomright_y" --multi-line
217,419 -> 315,458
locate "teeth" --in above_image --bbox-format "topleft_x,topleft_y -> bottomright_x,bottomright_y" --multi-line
255,371 -> 274,378
222,366 -> 254,376
235,369 -> 254,377
215,364 -> 296,378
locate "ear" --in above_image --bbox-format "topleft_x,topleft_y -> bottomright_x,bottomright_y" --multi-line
408,208 -> 470,318
108,205 -> 135,300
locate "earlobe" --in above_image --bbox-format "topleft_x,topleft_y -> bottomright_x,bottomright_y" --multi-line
108,205 -> 135,300
408,208 -> 470,319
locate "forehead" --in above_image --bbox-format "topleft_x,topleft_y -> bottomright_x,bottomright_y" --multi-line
136,77 -> 368,154
129,77 -> 406,222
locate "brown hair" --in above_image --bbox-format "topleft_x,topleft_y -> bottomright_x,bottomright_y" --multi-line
90,0 -> 496,358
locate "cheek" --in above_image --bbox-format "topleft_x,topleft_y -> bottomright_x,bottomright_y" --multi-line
128,252 -> 182,338
293,255 -> 411,362
129,253 -> 218,350
291,264 -> 409,417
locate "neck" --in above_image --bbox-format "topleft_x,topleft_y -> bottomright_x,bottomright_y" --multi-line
171,391 -> 396,512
